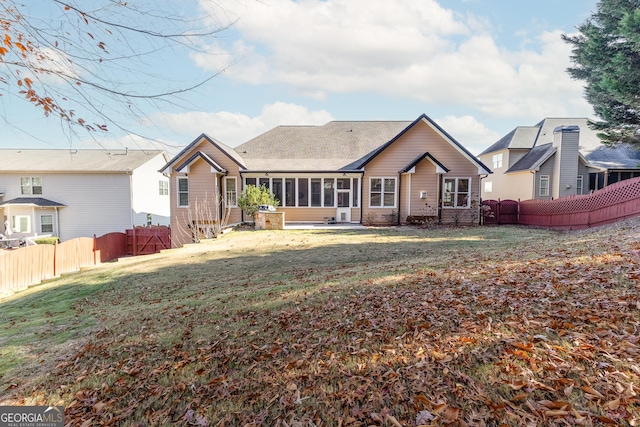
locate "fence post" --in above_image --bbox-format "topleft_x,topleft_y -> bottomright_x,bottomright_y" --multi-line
497,198 -> 501,225
53,239 -> 58,277
93,234 -> 97,265
132,227 -> 137,256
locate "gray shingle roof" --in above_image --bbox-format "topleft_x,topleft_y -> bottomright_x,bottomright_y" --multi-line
532,118 -> 602,154
176,151 -> 227,173
0,149 -> 165,172
159,134 -> 246,173
482,117 -> 640,172
506,143 -> 556,172
480,118 -> 604,156
400,152 -> 450,173
587,143 -> 640,169
235,121 -> 412,171
0,197 -> 66,207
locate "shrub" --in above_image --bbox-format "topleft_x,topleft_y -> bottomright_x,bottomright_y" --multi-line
237,184 -> 280,219
35,237 -> 60,245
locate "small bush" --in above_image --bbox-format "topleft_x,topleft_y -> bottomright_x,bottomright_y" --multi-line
35,237 -> 60,245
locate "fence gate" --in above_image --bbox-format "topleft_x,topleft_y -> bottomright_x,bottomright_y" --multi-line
482,199 -> 519,225
126,226 -> 171,256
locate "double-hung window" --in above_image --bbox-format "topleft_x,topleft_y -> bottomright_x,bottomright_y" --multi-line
225,177 -> 237,207
21,177 -> 42,195
159,180 -> 169,196
12,215 -> 30,233
178,177 -> 189,207
576,175 -> 583,195
539,175 -> 550,197
492,153 -> 503,169
443,178 -> 470,208
369,178 -> 396,208
41,215 -> 53,233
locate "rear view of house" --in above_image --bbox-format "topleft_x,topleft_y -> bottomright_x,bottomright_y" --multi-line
162,114 -> 491,247
0,149 -> 170,242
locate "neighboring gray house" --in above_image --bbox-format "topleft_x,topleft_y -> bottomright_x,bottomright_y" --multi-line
479,117 -> 640,201
0,149 -> 170,242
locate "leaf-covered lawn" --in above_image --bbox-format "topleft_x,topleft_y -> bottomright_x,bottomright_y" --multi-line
1,222 -> 639,426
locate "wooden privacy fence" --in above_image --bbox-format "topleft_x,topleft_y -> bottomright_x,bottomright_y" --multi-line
0,227 -> 170,297
482,199 -> 519,225
126,226 -> 171,255
482,176 -> 640,229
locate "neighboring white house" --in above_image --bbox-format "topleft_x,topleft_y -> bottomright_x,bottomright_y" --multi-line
0,149 -> 170,241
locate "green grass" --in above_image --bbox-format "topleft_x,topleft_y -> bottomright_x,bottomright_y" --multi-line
1,223 -> 639,425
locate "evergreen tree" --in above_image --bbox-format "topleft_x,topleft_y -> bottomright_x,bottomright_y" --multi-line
563,0 -> 640,145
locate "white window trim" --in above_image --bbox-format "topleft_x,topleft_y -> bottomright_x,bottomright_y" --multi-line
225,177 -> 238,207
369,177 -> 397,208
21,176 -> 43,195
443,177 -> 472,209
242,176 -> 361,208
159,180 -> 169,196
12,215 -> 31,233
352,177 -> 359,208
576,175 -> 583,195
40,214 -> 53,233
177,177 -> 189,207
492,153 -> 503,169
539,175 -> 550,197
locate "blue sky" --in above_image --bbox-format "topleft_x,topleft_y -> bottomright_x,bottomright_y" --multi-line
1,0 -> 599,155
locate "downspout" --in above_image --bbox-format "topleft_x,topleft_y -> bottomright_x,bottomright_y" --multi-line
479,174 -> 488,225
437,174 -> 443,223
406,173 -> 412,219
359,173 -> 364,224
55,207 -> 60,238
397,172 -> 402,225
129,171 -> 134,228
219,174 -> 224,223
239,171 -> 244,223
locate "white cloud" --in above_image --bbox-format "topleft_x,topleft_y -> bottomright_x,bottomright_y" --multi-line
150,102 -> 334,148
434,115 -> 501,155
194,0 -> 593,121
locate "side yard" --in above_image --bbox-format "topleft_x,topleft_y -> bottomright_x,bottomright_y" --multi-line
1,222 -> 639,426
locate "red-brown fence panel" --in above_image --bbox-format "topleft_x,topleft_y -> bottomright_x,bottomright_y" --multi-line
519,176 -> 640,229
482,200 -> 499,224
95,232 -> 128,263
481,199 -> 519,224
127,226 -> 171,256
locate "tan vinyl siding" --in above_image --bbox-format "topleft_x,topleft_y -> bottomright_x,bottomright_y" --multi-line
363,120 -> 480,224
401,163 -> 439,220
480,149 -> 536,201
275,207 -> 340,222
169,138 -> 245,246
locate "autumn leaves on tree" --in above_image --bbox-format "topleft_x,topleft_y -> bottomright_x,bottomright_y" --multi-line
0,1 -> 225,141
